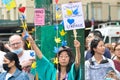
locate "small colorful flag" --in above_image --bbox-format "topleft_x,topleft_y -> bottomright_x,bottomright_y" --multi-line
2,0 -> 16,11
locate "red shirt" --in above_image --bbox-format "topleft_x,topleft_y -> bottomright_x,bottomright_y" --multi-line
113,60 -> 120,72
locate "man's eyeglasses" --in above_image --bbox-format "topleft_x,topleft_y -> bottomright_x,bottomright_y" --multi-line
10,42 -> 22,46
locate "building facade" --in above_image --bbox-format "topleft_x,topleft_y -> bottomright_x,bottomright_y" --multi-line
0,0 -> 120,23
0,0 -> 34,22
0,0 -> 120,41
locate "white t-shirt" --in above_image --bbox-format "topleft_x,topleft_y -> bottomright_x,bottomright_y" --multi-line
5,73 -> 12,80
19,50 -> 35,66
0,51 -> 6,72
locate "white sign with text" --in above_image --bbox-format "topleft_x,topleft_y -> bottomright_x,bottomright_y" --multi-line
62,2 -> 85,30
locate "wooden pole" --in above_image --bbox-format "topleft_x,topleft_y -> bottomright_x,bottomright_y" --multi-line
73,29 -> 78,64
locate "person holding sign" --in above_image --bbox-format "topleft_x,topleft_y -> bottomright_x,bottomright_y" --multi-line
27,35 -> 81,80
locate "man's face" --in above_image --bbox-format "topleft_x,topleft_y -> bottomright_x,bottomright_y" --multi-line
9,36 -> 24,50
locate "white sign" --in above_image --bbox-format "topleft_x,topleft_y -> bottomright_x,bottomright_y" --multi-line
62,2 -> 85,30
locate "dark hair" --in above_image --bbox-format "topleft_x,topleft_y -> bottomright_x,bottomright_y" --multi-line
114,43 -> 120,51
90,38 -> 102,55
89,30 -> 102,39
0,41 -> 4,51
55,46 -> 75,73
0,41 -> 10,52
4,52 -> 22,71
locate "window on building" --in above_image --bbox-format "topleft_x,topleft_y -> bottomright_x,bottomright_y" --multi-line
0,7 -> 2,19
91,2 -> 102,21
1,15 -> 4,19
14,7 -> 17,20
117,2 -> 120,20
7,11 -> 10,20
1,3 -> 5,19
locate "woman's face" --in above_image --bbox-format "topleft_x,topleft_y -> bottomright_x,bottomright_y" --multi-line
58,51 -> 70,67
3,57 -> 14,68
87,33 -> 95,45
3,57 -> 11,64
94,41 -> 105,55
114,45 -> 120,58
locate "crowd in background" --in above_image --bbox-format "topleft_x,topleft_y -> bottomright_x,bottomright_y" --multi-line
0,34 -> 81,80
85,30 -> 120,80
0,30 -> 119,80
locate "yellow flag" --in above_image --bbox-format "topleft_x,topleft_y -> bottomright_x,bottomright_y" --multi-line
6,0 -> 16,11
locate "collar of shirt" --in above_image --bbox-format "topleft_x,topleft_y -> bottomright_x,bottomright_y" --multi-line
91,56 -> 107,63
12,68 -> 22,78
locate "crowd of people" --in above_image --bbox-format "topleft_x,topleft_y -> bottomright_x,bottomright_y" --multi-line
85,30 -> 120,80
0,34 -> 81,80
0,30 -> 119,80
